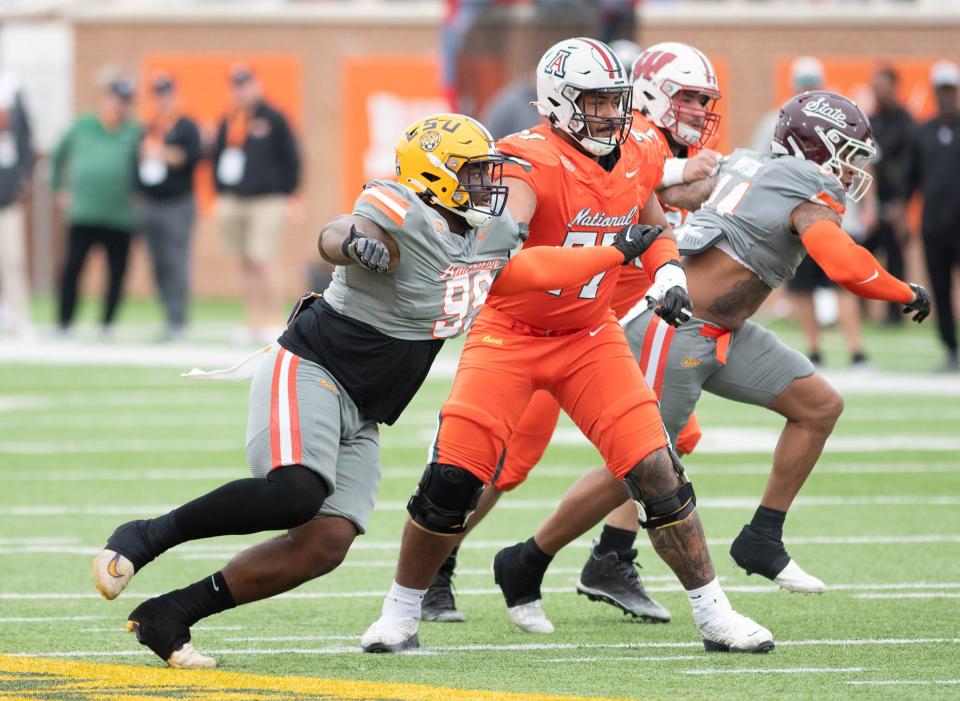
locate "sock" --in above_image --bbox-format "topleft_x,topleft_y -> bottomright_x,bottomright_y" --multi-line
749,505 -> 786,540
596,525 -> 637,557
686,577 -> 731,626
381,581 -> 427,619
139,512 -> 183,567
162,571 -> 237,628
518,537 -> 553,575
438,547 -> 459,577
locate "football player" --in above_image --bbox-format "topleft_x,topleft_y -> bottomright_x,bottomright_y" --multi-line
90,112 -> 666,669
421,42 -> 724,627
362,37 -> 773,655
502,91 -> 931,617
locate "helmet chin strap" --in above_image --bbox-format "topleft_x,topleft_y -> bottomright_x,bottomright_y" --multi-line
567,117 -> 617,156
676,122 -> 703,147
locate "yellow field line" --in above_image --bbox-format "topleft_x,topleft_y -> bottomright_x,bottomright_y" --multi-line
0,655 -> 636,701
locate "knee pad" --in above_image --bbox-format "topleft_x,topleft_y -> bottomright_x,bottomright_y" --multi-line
267,464 -> 330,525
407,463 -> 484,535
622,448 -> 697,530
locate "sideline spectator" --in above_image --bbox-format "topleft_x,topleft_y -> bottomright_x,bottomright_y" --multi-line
865,66 -> 914,325
906,61 -> 960,372
0,71 -> 35,341
138,73 -> 201,342
52,70 -> 141,337
213,64 -> 300,345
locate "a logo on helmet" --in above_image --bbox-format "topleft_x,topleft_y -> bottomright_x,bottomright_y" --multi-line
545,49 -> 571,78
801,96 -> 847,129
633,50 -> 676,81
419,130 -> 441,152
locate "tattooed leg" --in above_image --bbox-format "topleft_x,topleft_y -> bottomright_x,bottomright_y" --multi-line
623,447 -> 715,589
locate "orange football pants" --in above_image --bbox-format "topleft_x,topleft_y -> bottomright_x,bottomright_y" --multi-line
493,395 -> 703,492
432,306 -> 668,482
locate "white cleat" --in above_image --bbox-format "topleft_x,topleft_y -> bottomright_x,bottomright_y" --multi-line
698,610 -> 774,653
92,549 -> 135,600
167,643 -> 217,669
507,600 -> 554,634
360,615 -> 421,653
774,559 -> 826,594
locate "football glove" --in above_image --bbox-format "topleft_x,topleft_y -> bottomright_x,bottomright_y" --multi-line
612,224 -> 663,264
342,225 -> 390,274
903,283 -> 931,323
645,261 -> 693,327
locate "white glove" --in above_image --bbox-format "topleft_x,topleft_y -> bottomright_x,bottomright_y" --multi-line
645,262 -> 693,327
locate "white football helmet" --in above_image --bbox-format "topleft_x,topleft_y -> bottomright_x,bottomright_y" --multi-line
632,42 -> 721,148
534,37 -> 633,156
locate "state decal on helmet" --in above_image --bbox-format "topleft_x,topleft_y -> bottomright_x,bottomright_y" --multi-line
631,41 -> 721,148
772,91 -> 878,202
534,37 -> 633,156
395,113 -> 508,228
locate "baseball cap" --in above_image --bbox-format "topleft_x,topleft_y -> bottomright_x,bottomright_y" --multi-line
790,56 -> 825,91
931,60 -> 960,88
109,75 -> 136,102
230,64 -> 254,86
151,72 -> 175,94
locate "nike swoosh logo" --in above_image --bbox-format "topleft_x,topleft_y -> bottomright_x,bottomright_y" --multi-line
856,270 -> 879,285
589,324 -> 607,337
211,575 -> 219,592
626,169 -> 639,178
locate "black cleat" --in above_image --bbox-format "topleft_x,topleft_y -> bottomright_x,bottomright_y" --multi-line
730,525 -> 825,593
126,597 -> 215,668
422,569 -> 465,622
576,543 -> 671,622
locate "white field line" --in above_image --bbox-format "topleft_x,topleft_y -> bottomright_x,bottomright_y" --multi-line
0,440 -> 239,454
2,582 -> 959,601
1,496 -> 956,517
0,414 -> 239,429
11,638 -> 960,659
852,593 -> 960,599
5,462 -> 960,483
0,393 -> 242,409
848,680 -> 960,686
682,667 -> 871,676
541,655 -> 705,663
81,625 -> 244,633
0,615 -> 107,623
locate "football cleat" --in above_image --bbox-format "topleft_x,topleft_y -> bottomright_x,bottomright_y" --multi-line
421,569 -> 466,623
92,549 -> 135,601
506,600 -> 555,634
698,610 -> 775,653
576,543 -> 672,623
361,615 -> 421,653
730,525 -> 826,594
126,597 -> 215,668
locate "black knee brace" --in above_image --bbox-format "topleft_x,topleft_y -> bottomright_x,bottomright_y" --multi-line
407,463 -> 484,535
623,448 -> 697,530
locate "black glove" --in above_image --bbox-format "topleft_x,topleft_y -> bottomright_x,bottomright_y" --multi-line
342,225 -> 390,274
612,224 -> 663,264
903,283 -> 931,324
656,285 -> 693,327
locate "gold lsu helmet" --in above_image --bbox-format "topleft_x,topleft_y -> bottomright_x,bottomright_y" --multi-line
395,113 -> 508,228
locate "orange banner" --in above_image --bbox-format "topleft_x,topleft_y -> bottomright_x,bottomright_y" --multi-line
139,53 -> 303,213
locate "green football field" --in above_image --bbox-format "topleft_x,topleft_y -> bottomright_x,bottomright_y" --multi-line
0,299 -> 958,700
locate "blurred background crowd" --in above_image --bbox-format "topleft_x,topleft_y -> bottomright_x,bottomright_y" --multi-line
0,0 -> 957,372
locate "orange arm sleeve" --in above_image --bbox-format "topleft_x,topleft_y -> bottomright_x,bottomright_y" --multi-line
491,245 -> 623,296
800,219 -> 913,303
639,236 -> 681,278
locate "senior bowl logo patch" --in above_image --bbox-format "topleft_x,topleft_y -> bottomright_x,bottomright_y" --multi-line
419,130 -> 441,152
680,357 -> 701,368
560,156 -> 576,172
432,217 -> 448,237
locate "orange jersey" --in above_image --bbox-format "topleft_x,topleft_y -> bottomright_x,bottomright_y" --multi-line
489,123 -> 664,331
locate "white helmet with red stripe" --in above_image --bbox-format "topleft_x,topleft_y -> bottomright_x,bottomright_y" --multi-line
534,37 -> 633,156
632,41 -> 721,148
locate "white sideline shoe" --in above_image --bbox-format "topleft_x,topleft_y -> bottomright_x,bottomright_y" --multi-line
774,559 -> 827,594
361,615 -> 421,653
507,600 -> 554,634
92,549 -> 135,600
698,609 -> 774,653
167,642 -> 217,669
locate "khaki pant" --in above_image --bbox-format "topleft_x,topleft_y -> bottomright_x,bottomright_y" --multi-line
217,194 -> 287,264
0,204 -> 29,333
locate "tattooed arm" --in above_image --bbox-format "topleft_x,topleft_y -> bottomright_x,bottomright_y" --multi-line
659,175 -> 718,213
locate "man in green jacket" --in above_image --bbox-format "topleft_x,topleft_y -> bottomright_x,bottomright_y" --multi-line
52,72 -> 141,336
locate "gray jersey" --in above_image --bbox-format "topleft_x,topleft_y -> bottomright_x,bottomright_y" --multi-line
322,180 -> 521,340
676,149 -> 847,288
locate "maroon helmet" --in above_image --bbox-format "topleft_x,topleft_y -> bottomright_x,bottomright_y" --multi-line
772,90 -> 878,202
